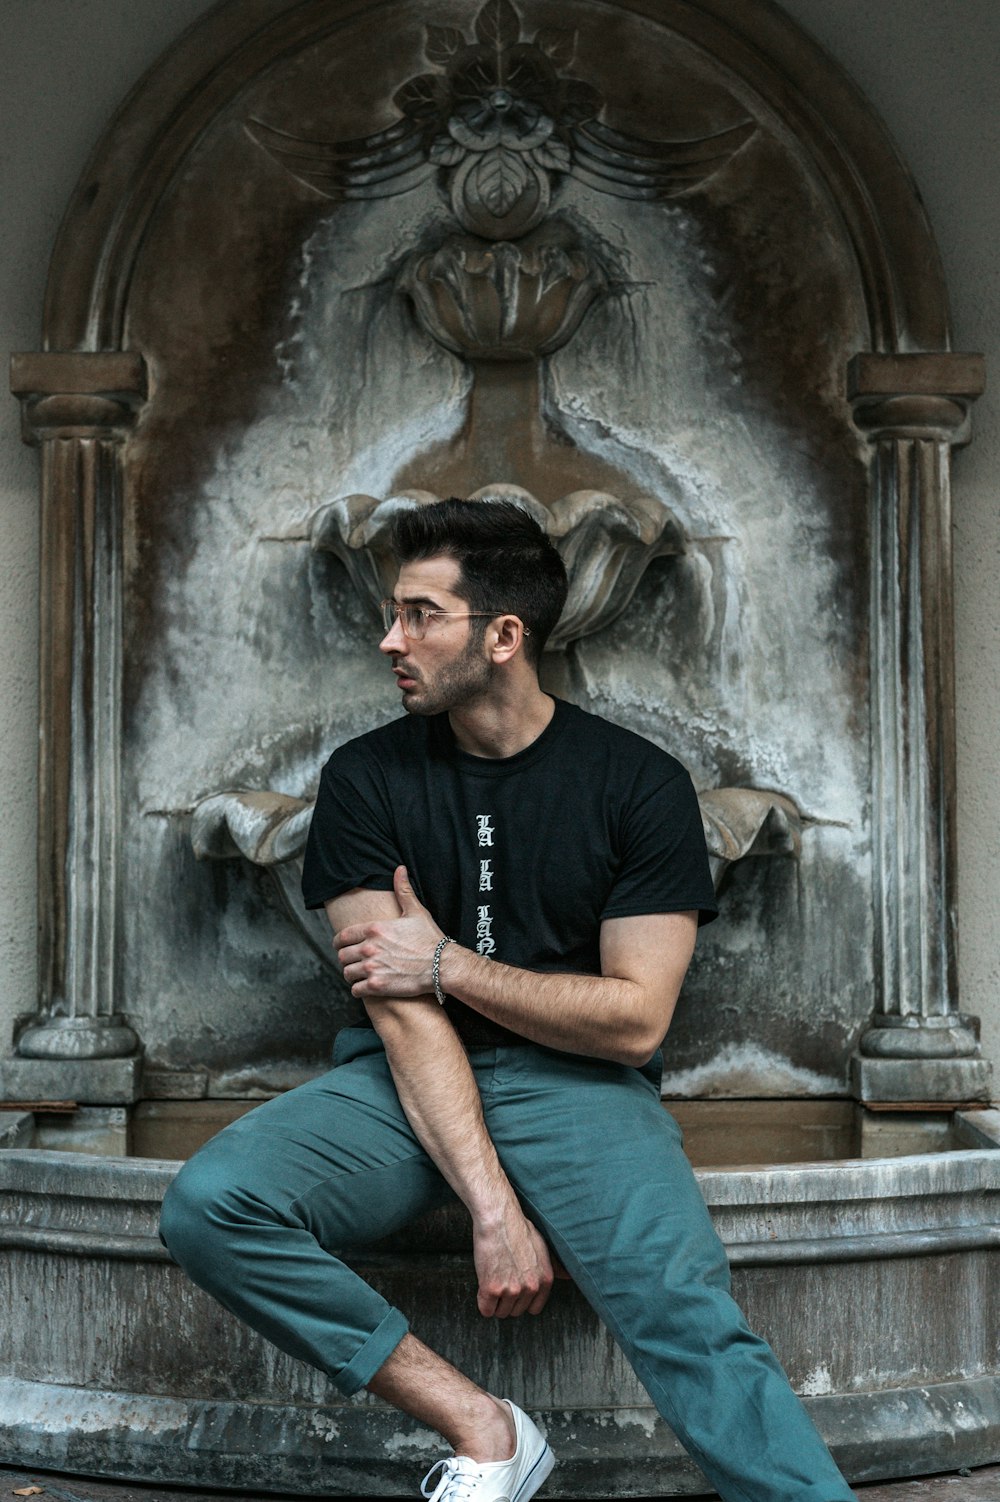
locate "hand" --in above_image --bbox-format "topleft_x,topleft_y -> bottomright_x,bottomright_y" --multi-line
473,1205 -> 556,1318
335,866 -> 444,999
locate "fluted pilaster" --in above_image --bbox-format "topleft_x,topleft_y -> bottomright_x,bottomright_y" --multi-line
5,353 -> 146,1101
849,352 -> 990,1101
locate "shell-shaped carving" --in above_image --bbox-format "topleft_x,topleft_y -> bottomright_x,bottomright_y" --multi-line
308,484 -> 684,651
191,791 -> 334,967
192,783 -> 804,974
191,790 -> 313,866
195,785 -> 803,879
699,788 -> 803,889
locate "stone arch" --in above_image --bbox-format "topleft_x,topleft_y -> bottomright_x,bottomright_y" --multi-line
42,0 -> 949,353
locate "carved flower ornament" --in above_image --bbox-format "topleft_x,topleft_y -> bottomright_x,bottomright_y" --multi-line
247,0 -> 755,240
397,232 -> 608,361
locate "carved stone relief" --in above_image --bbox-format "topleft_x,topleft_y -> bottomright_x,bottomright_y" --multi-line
248,1 -> 755,237
149,3 -> 856,1096
5,0 -> 988,1107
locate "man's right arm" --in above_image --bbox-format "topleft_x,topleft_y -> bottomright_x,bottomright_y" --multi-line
326,887 -> 555,1318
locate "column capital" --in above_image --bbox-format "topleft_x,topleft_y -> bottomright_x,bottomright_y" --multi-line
848,352 -> 985,444
10,351 -> 147,442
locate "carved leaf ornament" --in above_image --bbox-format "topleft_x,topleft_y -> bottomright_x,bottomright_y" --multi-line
477,148 -> 528,217
247,0 -> 754,239
475,0 -> 520,50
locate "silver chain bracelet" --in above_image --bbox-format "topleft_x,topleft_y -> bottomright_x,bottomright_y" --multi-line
432,936 -> 454,1005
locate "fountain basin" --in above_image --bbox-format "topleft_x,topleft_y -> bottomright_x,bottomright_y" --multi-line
2,1103 -> 999,1495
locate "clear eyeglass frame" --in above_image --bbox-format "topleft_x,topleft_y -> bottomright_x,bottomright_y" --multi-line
379,599 -> 529,641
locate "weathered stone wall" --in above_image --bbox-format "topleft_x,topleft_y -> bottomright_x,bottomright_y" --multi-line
1,0 -> 998,1078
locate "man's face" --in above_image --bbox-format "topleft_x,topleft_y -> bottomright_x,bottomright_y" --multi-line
379,555 -> 494,716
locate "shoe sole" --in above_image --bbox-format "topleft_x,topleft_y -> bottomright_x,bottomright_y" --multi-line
513,1441 -> 555,1502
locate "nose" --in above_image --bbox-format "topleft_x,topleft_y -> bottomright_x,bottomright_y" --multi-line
379,615 -> 407,654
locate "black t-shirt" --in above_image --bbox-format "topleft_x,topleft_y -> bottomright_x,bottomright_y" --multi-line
302,698 -> 718,1048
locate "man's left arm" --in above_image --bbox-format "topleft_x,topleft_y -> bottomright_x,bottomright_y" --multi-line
336,865 -> 697,1066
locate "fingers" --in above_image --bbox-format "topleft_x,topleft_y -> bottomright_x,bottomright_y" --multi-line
333,920 -> 429,998
525,1223 -> 555,1314
526,1280 -> 552,1316
474,1217 -> 556,1319
332,918 -> 392,952
335,940 -> 368,970
334,940 -> 375,996
393,864 -> 422,914
478,1275 -> 552,1319
332,889 -> 439,999
332,924 -> 366,954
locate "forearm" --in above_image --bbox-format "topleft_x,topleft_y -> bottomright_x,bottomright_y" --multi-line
327,886 -> 517,1223
365,996 -> 520,1226
437,949 -> 654,1066
334,872 -> 696,1072
368,997 -> 556,1317
329,879 -> 555,1316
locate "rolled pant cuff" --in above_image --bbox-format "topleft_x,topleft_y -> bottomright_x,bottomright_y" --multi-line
336,1308 -> 410,1396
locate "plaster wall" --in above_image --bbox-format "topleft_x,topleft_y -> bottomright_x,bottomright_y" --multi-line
0,0 -> 997,1079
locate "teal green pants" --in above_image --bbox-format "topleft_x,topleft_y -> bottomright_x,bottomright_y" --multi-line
160,1030 -> 853,1502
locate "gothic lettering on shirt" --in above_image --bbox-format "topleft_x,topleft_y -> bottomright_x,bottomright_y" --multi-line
475,813 -> 497,956
476,904 -> 496,956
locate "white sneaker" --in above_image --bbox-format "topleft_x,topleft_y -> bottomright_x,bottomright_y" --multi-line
420,1399 -> 555,1502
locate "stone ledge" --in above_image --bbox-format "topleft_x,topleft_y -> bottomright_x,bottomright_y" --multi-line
0,1055 -> 142,1105
851,1055 -> 993,1104
1,1375 -> 998,1496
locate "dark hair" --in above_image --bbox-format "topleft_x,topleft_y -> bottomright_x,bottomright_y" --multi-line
389,498 -> 568,665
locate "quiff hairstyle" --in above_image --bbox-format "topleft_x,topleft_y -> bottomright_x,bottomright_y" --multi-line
389,498 -> 568,666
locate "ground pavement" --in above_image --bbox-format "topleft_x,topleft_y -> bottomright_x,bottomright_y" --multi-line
2,1463 -> 999,1502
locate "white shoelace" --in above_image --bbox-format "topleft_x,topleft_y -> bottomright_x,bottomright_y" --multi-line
420,1454 -> 484,1502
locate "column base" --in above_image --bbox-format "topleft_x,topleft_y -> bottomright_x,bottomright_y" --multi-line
851,1053 -> 992,1104
16,1014 -> 140,1060
859,1012 -> 980,1059
0,1054 -> 141,1105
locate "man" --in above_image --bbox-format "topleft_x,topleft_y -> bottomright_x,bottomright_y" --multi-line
161,499 -> 854,1502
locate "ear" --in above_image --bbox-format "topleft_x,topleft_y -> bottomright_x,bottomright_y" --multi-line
488,613 -> 529,666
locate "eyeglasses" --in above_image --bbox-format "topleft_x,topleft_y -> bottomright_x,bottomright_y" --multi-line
380,600 -> 529,642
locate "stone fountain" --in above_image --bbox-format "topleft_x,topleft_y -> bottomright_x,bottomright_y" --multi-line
2,0 -> 996,1494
